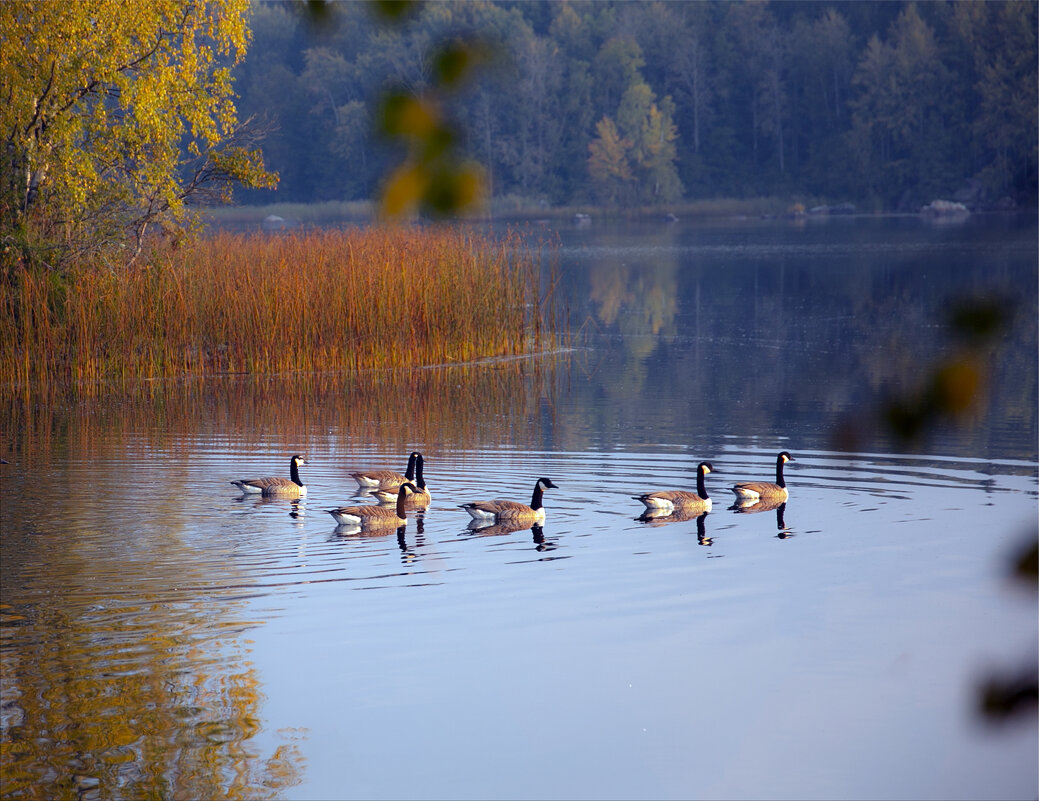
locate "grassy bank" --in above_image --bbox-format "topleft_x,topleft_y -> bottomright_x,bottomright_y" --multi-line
1,227 -> 557,393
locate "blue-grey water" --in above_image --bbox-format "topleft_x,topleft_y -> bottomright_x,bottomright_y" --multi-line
2,214 -> 1036,800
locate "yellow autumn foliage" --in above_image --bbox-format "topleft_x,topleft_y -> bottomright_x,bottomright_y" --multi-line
0,0 -> 276,268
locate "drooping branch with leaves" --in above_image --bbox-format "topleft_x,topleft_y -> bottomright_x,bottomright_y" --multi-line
0,0 -> 277,270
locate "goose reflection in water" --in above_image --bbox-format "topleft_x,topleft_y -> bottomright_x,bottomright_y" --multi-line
234,492 -> 307,524
397,516 -> 425,561
464,519 -> 557,552
695,513 -> 712,547
637,508 -> 714,547
530,524 -> 557,552
635,506 -> 703,525
730,498 -> 791,538
332,516 -> 415,538
328,518 -> 425,567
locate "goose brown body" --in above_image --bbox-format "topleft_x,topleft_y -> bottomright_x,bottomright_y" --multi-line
328,482 -> 418,528
372,454 -> 430,507
351,452 -> 421,489
231,454 -> 308,497
460,477 -> 558,523
731,451 -> 794,503
633,461 -> 714,512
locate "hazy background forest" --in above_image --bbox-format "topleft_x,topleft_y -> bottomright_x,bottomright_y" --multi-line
231,0 -> 1037,214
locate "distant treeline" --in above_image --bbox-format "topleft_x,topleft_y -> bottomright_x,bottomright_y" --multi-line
233,1 -> 1037,212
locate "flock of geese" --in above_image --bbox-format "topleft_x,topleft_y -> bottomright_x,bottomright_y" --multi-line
230,450 -> 795,533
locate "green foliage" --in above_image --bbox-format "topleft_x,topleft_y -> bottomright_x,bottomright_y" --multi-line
0,0 -> 277,271
231,0 -> 1036,212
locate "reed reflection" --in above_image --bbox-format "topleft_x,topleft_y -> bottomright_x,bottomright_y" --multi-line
2,357 -> 565,463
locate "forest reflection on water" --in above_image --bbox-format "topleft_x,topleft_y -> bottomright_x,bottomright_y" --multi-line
1,215 -> 1037,800
546,213 -> 1038,461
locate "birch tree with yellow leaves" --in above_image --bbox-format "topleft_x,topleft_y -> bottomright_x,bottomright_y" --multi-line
0,0 -> 276,270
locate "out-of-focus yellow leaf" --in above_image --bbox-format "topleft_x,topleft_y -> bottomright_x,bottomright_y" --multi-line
425,162 -> 484,215
368,0 -> 419,23
379,163 -> 427,218
378,93 -> 440,139
934,360 -> 981,415
433,39 -> 491,88
949,298 -> 1008,344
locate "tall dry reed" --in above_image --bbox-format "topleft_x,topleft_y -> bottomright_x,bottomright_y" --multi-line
0,226 -> 558,392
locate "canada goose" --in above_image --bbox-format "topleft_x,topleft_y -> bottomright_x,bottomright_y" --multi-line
351,451 -> 421,489
460,477 -> 558,523
327,482 -> 418,529
731,451 -> 794,503
632,461 -> 714,513
231,454 -> 308,497
371,454 -> 430,507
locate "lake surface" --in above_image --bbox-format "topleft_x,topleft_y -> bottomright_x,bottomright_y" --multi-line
2,214 -> 1037,800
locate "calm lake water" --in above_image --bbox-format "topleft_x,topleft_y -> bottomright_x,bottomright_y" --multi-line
2,214 -> 1037,800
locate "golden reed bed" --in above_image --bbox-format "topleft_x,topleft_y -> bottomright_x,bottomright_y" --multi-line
1,226 -> 559,393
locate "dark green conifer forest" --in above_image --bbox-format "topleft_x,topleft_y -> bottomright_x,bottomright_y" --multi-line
232,1 -> 1037,212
